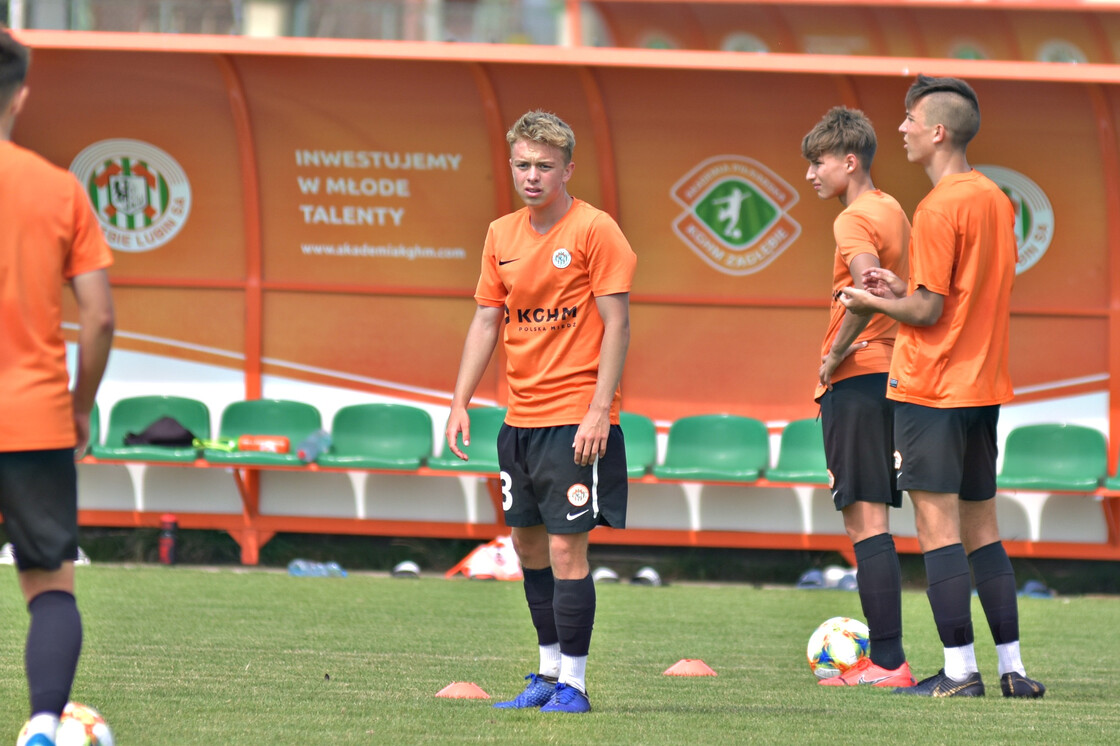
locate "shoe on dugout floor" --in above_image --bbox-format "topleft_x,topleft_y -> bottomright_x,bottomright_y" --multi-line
492,673 -> 557,709
894,668 -> 985,697
819,657 -> 917,687
540,682 -> 592,713
1001,671 -> 1046,698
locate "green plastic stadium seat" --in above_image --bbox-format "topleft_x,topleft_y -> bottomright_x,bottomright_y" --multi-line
204,399 -> 322,466
652,414 -> 770,482
317,403 -> 433,470
766,418 -> 829,485
90,395 -> 210,463
996,423 -> 1107,492
426,407 -> 506,473
620,411 -> 657,478
1106,459 -> 1120,492
88,401 -> 101,449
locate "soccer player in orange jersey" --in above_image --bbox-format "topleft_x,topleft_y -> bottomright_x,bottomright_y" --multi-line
840,75 -> 1045,698
802,107 -> 915,688
446,110 -> 636,713
1,27 -> 115,745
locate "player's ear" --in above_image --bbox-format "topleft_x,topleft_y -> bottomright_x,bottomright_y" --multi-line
562,159 -> 574,182
845,154 -> 858,173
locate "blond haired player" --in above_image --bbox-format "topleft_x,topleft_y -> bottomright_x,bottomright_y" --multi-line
446,110 -> 636,713
802,106 -> 915,688
841,75 -> 1045,698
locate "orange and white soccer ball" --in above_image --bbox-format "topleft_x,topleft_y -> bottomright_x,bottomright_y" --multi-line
17,702 -> 114,746
806,616 -> 870,679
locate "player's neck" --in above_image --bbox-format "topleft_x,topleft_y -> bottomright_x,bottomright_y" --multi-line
528,192 -> 573,234
925,151 -> 971,186
839,174 -> 875,207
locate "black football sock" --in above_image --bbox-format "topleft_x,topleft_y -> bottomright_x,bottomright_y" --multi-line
26,590 -> 82,716
554,574 -> 596,658
853,532 -> 906,670
969,541 -> 1020,645
522,566 -> 559,647
924,543 -> 975,648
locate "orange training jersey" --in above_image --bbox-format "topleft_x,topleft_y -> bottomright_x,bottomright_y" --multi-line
814,190 -> 910,401
475,198 -> 637,427
0,141 -> 113,451
888,170 -> 1016,407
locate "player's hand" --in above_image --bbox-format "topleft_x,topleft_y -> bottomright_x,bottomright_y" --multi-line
573,408 -> 610,466
818,341 -> 867,390
861,267 -> 905,299
73,411 -> 91,460
838,286 -> 877,314
445,407 -> 471,461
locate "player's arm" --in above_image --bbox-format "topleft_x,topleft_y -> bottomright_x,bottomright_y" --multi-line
70,268 -> 115,457
573,292 -> 630,466
839,284 -> 943,327
446,304 -> 504,461
820,252 -> 878,391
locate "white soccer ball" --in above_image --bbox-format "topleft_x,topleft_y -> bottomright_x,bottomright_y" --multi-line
17,702 -> 114,746
806,616 -> 870,679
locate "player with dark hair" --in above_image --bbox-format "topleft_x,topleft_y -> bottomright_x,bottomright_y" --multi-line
446,110 -> 636,713
801,106 -> 915,688
840,74 -> 1045,698
1,26 -> 116,745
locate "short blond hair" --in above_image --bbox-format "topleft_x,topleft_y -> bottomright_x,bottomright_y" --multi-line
506,110 -> 575,163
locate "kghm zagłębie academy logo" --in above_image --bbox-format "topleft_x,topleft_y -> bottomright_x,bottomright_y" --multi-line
975,165 -> 1053,275
69,139 -> 192,253
671,155 -> 800,276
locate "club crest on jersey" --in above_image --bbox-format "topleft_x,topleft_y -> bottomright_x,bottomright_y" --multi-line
671,155 -> 800,276
974,165 -> 1053,275
567,484 -> 590,507
552,248 -> 572,269
69,138 -> 192,253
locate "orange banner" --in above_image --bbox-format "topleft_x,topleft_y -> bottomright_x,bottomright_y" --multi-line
16,32 -> 1119,433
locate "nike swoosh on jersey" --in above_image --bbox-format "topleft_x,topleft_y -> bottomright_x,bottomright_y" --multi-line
498,258 -> 520,265
566,509 -> 590,521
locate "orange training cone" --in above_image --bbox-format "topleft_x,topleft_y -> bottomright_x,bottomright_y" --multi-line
435,681 -> 490,699
663,659 -> 717,676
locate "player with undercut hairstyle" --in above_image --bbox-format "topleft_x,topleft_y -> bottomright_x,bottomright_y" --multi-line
1,26 -> 115,745
801,106 -> 915,688
446,110 -> 636,714
841,74 -> 1045,698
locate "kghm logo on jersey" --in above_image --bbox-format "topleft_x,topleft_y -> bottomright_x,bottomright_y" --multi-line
671,155 -> 800,276
69,139 -> 192,253
975,165 -> 1053,275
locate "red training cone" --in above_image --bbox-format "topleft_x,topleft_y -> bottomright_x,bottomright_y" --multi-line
435,681 -> 490,699
663,659 -> 717,676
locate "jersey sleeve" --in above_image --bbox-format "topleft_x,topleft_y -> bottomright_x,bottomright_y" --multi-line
585,213 -> 636,296
64,175 -> 113,279
832,209 -> 879,268
909,207 -> 956,296
473,222 -> 507,307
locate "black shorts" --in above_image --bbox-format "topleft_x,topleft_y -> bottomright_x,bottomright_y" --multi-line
0,449 -> 80,571
894,402 -> 1000,501
497,423 -> 628,534
820,373 -> 901,510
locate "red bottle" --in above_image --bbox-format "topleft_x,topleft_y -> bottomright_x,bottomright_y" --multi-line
159,514 -> 177,565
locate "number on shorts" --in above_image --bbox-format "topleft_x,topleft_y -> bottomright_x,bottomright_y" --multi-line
500,470 -> 513,511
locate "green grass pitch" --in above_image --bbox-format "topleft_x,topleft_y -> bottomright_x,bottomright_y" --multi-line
1,565 -> 1116,744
